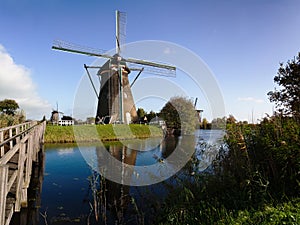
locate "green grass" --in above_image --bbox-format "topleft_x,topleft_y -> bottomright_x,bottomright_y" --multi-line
157,196 -> 300,225
222,199 -> 300,225
44,124 -> 163,143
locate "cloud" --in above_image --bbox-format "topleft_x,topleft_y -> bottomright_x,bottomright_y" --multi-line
238,97 -> 264,104
0,44 -> 51,119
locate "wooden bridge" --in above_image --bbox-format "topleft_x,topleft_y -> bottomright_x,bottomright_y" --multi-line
0,121 -> 46,225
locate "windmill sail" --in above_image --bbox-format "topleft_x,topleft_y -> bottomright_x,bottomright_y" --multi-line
116,11 -> 127,55
53,40 -> 112,59
52,40 -> 175,74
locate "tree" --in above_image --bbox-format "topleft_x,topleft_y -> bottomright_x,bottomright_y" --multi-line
0,99 -> 19,115
137,107 -> 146,118
226,114 -> 237,124
86,117 -> 95,124
160,96 -> 198,135
201,118 -> 208,129
211,117 -> 226,129
268,52 -> 300,119
146,110 -> 157,122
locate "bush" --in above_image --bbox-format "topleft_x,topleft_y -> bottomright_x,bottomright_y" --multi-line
0,112 -> 26,128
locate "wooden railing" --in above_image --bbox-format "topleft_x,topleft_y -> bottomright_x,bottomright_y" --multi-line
0,121 -> 46,225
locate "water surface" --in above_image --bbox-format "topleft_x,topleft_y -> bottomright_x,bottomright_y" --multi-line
14,129 -> 224,225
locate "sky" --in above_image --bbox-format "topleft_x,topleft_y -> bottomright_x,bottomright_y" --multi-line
0,0 -> 300,122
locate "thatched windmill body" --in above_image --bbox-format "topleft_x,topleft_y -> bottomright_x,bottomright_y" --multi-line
52,11 -> 176,124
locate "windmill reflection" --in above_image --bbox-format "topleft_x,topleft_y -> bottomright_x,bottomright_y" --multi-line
90,135 -> 195,224
91,144 -> 138,224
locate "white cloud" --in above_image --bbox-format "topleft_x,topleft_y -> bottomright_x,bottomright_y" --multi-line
237,97 -> 264,104
0,44 -> 51,119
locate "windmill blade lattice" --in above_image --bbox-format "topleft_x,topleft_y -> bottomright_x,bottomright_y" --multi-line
53,40 -> 111,59
116,11 -> 127,55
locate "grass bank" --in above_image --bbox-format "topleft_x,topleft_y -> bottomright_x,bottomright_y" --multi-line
44,124 -> 163,143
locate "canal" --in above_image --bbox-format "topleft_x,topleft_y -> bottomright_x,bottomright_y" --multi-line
11,129 -> 224,225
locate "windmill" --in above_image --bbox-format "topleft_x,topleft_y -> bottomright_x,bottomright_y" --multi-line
52,11 -> 176,124
50,102 -> 64,124
194,97 -> 203,123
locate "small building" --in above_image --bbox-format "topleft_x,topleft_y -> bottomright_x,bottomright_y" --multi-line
58,120 -> 74,126
138,116 -> 148,124
51,115 -> 74,126
149,116 -> 166,126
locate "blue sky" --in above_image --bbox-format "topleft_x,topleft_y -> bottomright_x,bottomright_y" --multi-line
0,0 -> 300,121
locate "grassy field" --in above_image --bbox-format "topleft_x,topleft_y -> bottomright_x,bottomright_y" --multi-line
44,124 -> 163,143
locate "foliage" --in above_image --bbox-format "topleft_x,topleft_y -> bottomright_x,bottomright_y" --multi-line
226,116 -> 300,197
268,52 -> 300,119
146,110 -> 157,122
137,107 -> 146,118
211,117 -> 226,129
0,99 -> 19,116
0,110 -> 25,128
226,114 -> 237,124
156,115 -> 300,224
160,96 -> 198,135
86,117 -> 95,124
201,117 -> 209,129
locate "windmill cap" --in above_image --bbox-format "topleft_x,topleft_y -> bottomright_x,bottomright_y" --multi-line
97,55 -> 131,75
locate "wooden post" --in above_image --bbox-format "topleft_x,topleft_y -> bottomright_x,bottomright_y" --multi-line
42,121 -> 46,143
16,126 -> 20,144
0,165 -> 8,225
15,142 -> 26,212
9,128 -> 13,149
34,128 -> 38,160
24,135 -> 33,188
0,131 -> 3,157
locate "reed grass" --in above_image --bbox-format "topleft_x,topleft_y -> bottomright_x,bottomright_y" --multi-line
156,115 -> 300,224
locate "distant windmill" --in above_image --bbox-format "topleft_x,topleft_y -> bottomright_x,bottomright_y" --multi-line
194,97 -> 203,123
50,102 -> 64,124
52,10 -> 176,124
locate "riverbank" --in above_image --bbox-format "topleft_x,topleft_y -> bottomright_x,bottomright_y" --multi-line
156,116 -> 300,224
44,124 -> 164,143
